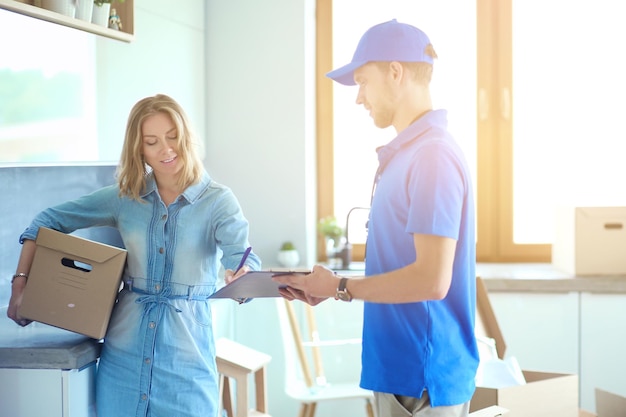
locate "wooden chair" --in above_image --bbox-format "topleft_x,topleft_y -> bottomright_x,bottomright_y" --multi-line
216,338 -> 272,417
475,276 -> 507,359
275,298 -> 375,417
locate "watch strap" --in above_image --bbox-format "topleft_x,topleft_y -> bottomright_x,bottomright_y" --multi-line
338,277 -> 348,291
336,277 -> 352,302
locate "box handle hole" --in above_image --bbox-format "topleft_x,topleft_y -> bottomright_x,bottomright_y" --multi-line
604,222 -> 623,230
61,257 -> 93,272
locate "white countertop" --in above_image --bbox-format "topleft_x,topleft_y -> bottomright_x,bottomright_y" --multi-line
0,307 -> 101,369
334,262 -> 626,293
477,263 -> 626,293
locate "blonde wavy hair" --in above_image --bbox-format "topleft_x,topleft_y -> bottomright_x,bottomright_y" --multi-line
116,94 -> 204,201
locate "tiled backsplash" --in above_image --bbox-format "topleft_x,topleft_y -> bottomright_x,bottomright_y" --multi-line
0,164 -> 122,306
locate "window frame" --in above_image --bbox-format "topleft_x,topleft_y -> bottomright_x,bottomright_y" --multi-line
316,0 -> 550,263
475,0 -> 550,262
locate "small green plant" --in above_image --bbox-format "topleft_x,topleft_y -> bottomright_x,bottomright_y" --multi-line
280,241 -> 296,251
94,0 -> 125,5
317,216 -> 343,239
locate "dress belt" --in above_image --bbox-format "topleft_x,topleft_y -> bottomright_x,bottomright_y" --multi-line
124,278 -> 216,315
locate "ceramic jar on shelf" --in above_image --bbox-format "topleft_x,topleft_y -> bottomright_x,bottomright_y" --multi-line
75,0 -> 93,22
91,1 -> 110,27
40,0 -> 76,18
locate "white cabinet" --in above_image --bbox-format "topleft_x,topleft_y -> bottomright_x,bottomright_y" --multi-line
0,362 -> 96,417
580,293 -> 626,411
0,312 -> 100,417
487,291 -> 626,413
488,292 -> 580,375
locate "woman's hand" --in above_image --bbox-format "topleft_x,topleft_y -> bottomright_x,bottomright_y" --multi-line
224,265 -> 252,304
7,279 -> 32,327
224,264 -> 250,285
9,239 -> 37,326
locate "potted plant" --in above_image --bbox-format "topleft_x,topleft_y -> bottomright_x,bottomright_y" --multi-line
318,216 -> 346,266
317,216 -> 343,241
277,241 -> 300,268
92,0 -> 124,27
93,0 -> 125,5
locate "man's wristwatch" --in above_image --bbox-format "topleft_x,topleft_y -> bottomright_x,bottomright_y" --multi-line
335,277 -> 353,302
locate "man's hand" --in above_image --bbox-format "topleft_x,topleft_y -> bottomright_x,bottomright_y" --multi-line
277,286 -> 327,306
273,264 -> 338,306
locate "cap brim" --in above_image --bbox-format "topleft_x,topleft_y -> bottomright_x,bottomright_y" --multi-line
326,61 -> 366,86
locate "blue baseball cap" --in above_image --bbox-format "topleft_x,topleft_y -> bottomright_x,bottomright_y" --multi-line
326,19 -> 435,86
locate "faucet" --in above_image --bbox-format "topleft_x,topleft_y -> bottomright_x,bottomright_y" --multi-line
338,206 -> 370,270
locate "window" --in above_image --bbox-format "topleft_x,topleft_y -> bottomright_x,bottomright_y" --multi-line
318,0 -> 626,263
317,0 -> 476,261
0,9 -> 98,164
477,0 -> 626,261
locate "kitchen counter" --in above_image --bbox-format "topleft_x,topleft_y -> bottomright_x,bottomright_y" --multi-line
0,307 -> 101,369
334,262 -> 626,294
477,263 -> 626,294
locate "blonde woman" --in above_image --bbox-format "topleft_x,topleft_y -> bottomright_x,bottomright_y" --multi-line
8,94 -> 261,417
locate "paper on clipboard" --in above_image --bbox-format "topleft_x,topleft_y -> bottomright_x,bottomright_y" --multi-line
210,270 -> 309,299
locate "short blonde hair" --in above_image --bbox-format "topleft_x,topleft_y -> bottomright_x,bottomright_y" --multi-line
374,44 -> 437,85
374,61 -> 435,85
403,62 -> 435,84
117,94 -> 204,201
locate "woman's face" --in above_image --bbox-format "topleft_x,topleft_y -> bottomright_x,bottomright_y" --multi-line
141,111 -> 182,180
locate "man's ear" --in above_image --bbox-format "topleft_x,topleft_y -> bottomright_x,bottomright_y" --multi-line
388,61 -> 405,84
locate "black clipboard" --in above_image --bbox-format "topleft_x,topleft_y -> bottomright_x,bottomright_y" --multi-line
210,270 -> 309,299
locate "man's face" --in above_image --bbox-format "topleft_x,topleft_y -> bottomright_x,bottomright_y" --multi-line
353,62 -> 397,129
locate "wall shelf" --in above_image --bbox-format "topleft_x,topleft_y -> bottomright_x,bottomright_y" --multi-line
0,0 -> 134,42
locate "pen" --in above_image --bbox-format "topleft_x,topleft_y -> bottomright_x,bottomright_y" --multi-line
234,246 -> 252,304
235,246 -> 252,275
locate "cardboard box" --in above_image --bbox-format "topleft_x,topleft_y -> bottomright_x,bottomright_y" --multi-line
469,405 -> 509,417
552,206 -> 626,275
595,388 -> 626,417
471,370 -> 578,417
471,277 -> 579,417
18,227 -> 127,339
580,388 -> 626,417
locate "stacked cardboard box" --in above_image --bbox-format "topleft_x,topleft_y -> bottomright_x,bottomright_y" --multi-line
470,405 -> 509,417
471,277 -> 579,416
579,388 -> 626,417
552,206 -> 626,275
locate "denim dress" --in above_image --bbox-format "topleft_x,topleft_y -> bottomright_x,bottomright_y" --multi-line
20,172 -> 261,417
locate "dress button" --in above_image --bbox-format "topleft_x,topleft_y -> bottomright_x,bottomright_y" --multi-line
162,214 -> 167,220
159,247 -> 164,254
141,394 -> 147,401
155,284 -> 161,291
145,358 -> 151,364
149,322 -> 156,329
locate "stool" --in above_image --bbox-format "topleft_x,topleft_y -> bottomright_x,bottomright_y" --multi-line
216,338 -> 272,417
